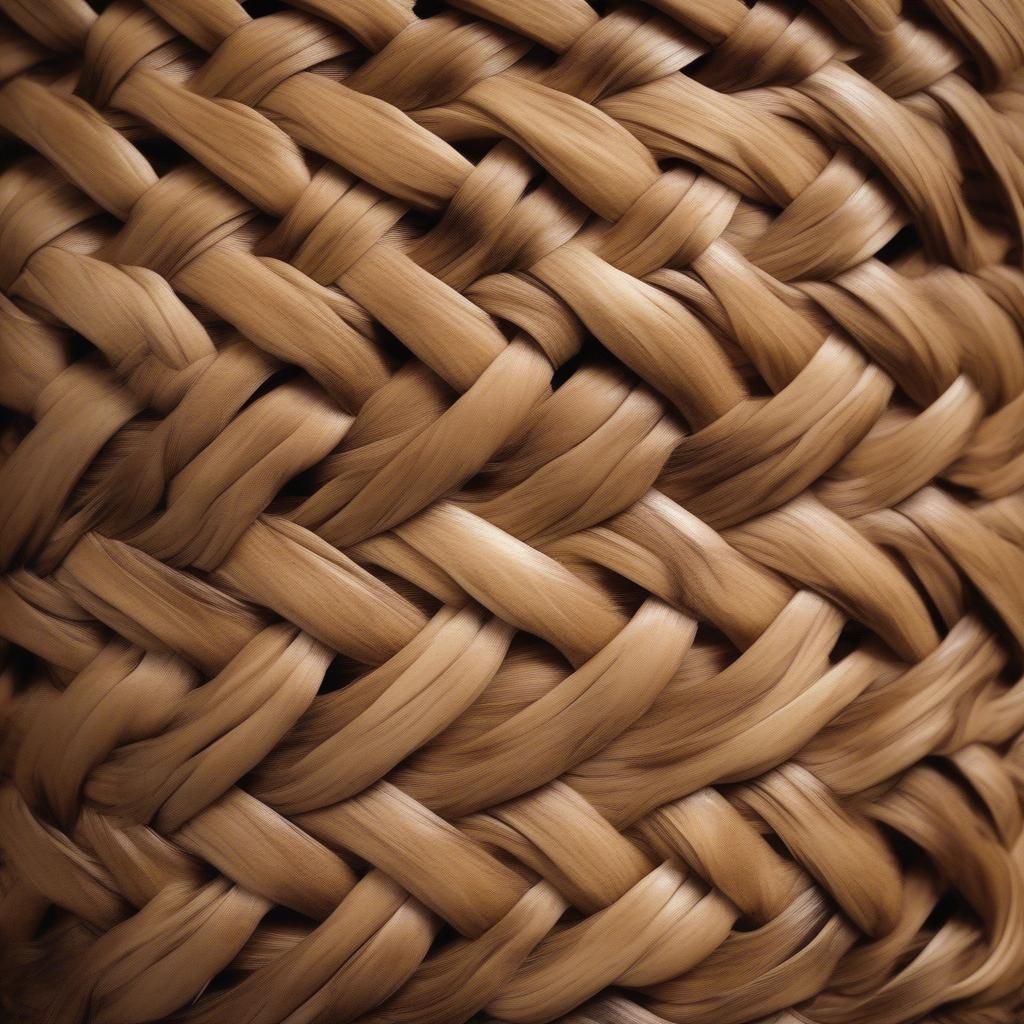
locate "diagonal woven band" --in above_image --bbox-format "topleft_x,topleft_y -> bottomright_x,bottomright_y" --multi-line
1,1 -> 1024,1022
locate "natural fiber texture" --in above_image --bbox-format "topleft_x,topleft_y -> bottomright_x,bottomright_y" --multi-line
2,1 -> 1024,1022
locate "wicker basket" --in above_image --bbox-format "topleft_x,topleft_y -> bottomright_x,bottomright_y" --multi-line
1,1 -> 1023,1021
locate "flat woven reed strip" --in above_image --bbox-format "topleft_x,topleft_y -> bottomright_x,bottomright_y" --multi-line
2,0 -> 1024,1021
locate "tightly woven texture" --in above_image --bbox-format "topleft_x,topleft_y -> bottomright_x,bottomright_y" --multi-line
3,0 -> 1024,1021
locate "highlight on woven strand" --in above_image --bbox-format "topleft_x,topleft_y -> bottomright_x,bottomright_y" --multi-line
1,0 -> 1023,1021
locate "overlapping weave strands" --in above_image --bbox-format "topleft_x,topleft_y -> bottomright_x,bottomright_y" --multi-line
2,0 -> 1024,1020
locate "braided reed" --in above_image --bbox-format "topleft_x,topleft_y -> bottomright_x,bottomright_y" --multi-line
2,0 -> 1024,1021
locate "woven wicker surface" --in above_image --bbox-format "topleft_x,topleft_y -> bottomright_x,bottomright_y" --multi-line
2,0 -> 1024,1021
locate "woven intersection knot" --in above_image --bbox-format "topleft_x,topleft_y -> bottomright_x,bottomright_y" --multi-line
1,1 -> 1024,1022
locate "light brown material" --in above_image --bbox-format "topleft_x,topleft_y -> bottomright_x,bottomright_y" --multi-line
1,1 -> 1024,1022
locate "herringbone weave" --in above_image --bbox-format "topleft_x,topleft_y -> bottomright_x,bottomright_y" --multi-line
2,1 -> 1024,1022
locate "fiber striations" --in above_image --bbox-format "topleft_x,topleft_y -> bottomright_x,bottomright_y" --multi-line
1,1 -> 1024,1021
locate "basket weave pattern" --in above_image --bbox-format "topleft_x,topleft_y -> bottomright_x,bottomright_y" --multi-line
2,0 -> 1024,1021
